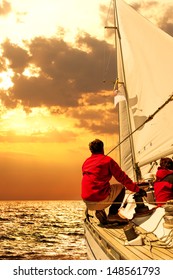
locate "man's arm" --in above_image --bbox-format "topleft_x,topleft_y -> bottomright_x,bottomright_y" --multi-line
109,158 -> 140,193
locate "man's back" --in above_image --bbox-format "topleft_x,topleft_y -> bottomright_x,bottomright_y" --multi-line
81,153 -> 112,202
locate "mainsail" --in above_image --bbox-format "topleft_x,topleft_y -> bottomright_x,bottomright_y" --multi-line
114,0 -> 173,180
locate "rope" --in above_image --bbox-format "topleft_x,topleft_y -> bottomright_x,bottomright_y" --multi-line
135,213 -> 173,249
143,229 -> 173,249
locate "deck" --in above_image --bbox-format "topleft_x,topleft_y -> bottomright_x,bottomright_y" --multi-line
84,213 -> 173,260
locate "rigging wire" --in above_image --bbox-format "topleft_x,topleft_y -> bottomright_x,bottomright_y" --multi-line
106,93 -> 173,157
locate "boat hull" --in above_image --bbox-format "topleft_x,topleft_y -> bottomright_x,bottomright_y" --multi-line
84,220 -> 121,260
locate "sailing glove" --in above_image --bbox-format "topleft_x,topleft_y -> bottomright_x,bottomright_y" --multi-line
136,188 -> 147,197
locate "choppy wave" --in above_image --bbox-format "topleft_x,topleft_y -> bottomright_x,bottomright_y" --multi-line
0,200 -> 87,260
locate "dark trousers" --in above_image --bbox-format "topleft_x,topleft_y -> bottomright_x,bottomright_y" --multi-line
108,187 -> 125,215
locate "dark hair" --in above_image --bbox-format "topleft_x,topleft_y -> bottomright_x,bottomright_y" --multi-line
160,157 -> 173,170
89,139 -> 104,154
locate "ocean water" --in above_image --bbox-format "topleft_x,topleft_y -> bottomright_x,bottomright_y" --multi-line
0,200 -> 87,260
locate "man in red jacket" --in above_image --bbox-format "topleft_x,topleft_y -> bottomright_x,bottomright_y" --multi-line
81,139 -> 145,224
154,157 -> 173,207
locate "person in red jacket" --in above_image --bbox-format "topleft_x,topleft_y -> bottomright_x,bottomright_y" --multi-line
154,157 -> 173,207
81,139 -> 145,224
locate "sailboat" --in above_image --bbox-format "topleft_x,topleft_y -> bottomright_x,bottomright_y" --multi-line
84,0 -> 173,260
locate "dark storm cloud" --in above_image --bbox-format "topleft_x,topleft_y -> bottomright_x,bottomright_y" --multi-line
131,1 -> 158,11
130,1 -> 173,37
69,106 -> 118,135
0,90 -> 18,108
157,6 -> 173,37
100,1 -> 173,38
76,114 -> 118,134
0,0 -> 11,16
2,40 -> 30,72
1,0 -> 172,137
87,93 -> 113,105
0,56 -> 6,71
0,32 -> 117,135
0,33 -> 115,109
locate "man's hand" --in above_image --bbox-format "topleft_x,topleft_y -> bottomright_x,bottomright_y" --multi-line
136,188 -> 147,197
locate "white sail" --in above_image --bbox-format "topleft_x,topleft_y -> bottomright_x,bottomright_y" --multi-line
115,0 -> 173,180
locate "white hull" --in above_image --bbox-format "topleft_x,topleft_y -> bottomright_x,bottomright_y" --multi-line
84,219 -> 122,259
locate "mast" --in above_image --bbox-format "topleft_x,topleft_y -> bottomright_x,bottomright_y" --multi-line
114,0 -> 138,181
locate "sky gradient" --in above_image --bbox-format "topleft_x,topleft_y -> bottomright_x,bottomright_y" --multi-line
0,0 -> 173,200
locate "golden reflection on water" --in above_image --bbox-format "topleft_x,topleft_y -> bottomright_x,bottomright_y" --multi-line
0,200 -> 87,260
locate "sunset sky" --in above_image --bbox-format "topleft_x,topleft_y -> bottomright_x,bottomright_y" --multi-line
0,0 -> 172,200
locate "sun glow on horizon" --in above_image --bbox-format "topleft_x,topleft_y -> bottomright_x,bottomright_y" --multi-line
0,106 -> 73,138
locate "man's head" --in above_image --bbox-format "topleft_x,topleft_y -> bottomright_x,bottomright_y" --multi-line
89,139 -> 104,154
160,157 -> 173,170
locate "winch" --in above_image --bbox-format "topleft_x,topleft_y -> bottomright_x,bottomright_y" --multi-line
123,223 -> 143,245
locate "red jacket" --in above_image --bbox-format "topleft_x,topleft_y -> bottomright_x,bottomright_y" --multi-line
154,168 -> 173,207
81,153 -> 139,201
